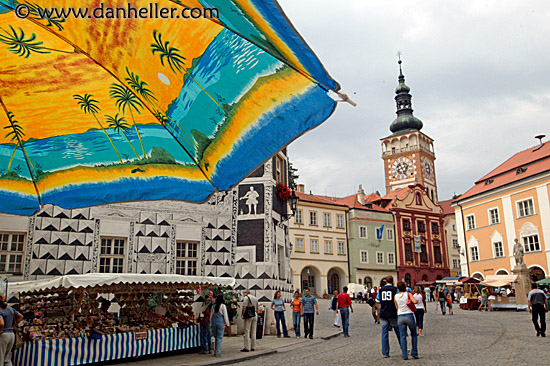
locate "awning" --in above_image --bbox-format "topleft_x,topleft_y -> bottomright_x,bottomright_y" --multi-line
480,275 -> 518,287
8,273 -> 235,298
536,277 -> 550,285
436,276 -> 465,285
415,281 -> 435,286
460,277 -> 481,284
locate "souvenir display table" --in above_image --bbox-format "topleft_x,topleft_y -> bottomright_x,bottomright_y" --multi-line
8,274 -> 235,366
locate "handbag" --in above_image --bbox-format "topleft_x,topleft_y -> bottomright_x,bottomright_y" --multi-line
13,332 -> 24,351
242,296 -> 256,319
406,294 -> 417,312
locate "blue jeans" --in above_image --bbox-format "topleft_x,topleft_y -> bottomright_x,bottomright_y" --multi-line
381,317 -> 401,356
274,311 -> 288,336
339,307 -> 350,335
212,313 -> 225,356
292,312 -> 301,337
200,321 -> 212,352
439,300 -> 446,314
398,313 -> 418,359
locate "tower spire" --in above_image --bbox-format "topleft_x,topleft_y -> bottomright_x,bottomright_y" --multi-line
389,56 -> 423,134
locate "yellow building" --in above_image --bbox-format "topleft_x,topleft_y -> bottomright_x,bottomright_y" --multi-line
453,139 -> 550,280
440,200 -> 461,276
290,185 -> 349,296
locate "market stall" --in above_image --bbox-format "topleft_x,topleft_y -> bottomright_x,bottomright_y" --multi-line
7,274 -> 235,366
459,277 -> 481,310
480,275 -> 526,310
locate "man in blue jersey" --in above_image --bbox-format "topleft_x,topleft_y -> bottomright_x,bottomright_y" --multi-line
377,275 -> 401,358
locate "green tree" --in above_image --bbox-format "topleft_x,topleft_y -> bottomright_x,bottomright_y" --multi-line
150,30 -> 186,74
106,113 -> 140,160
288,161 -> 299,190
3,111 -> 27,173
109,83 -> 147,159
125,67 -> 157,104
73,93 -> 123,163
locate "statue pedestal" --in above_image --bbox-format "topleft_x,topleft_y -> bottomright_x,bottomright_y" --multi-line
512,265 -> 530,308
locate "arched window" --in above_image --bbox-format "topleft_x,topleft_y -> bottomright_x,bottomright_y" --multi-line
405,273 -> 411,287
364,277 -> 373,289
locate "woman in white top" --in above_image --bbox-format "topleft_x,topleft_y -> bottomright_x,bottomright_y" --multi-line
413,287 -> 426,336
394,282 -> 419,360
211,295 -> 230,357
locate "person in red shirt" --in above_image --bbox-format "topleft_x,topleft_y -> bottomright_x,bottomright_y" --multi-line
337,286 -> 354,337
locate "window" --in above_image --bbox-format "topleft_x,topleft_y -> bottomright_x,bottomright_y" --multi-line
337,214 -> 344,228
466,215 -> 476,230
493,241 -> 504,258
360,250 -> 368,263
420,244 -> 428,262
452,239 -> 459,248
522,235 -> 540,253
99,237 -> 125,273
311,239 -> 319,253
337,241 -> 345,255
275,155 -> 284,184
295,209 -> 303,224
324,240 -> 333,254
470,246 -> 479,261
403,219 -> 411,230
310,211 -> 317,225
489,208 -> 500,225
324,213 -> 331,227
295,238 -> 304,252
417,221 -> 426,233
517,199 -> 535,218
452,224 -> 456,231
376,252 -> 384,264
388,252 -> 395,265
405,242 -> 413,261
452,259 -> 460,268
0,232 -> 25,274
387,228 -> 394,240
176,241 -> 198,275
359,226 -> 367,238
434,246 -> 442,263
431,223 -> 439,234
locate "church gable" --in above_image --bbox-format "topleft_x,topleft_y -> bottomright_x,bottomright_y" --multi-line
395,185 -> 442,213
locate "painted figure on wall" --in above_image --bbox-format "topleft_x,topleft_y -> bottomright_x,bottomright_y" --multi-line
240,187 -> 259,215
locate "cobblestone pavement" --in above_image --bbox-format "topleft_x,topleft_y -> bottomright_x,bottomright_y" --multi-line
238,299 -> 550,366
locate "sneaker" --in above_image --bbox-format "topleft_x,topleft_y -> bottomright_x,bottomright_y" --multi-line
198,351 -> 207,354
241,348 -> 249,352
412,356 -> 419,359
251,348 -> 255,351
537,331 -> 541,337
383,355 -> 390,358
296,336 -> 300,338
284,335 -> 291,338
214,354 -> 221,358
277,335 -> 281,338
309,335 -> 313,339
542,333 -> 546,337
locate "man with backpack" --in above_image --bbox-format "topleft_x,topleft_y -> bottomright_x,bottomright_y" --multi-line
377,275 -> 401,358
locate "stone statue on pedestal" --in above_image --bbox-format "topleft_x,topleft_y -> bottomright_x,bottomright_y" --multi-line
513,238 -> 525,267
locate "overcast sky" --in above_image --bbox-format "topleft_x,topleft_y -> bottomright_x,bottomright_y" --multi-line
278,0 -> 550,201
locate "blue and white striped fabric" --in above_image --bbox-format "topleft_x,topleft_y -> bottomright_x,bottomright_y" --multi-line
12,326 -> 200,366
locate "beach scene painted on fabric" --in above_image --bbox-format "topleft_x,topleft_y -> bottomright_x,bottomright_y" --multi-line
0,0 -> 338,215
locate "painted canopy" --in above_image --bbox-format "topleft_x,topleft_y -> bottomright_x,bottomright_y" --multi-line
0,0 -> 340,215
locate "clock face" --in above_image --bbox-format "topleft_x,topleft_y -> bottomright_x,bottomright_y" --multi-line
422,157 -> 434,180
391,157 -> 413,180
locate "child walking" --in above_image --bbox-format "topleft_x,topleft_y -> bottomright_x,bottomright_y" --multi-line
198,309 -> 213,354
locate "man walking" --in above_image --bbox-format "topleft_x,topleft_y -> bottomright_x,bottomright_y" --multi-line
378,275 -> 401,358
371,286 -> 380,324
301,288 -> 319,339
337,286 -> 353,337
528,282 -> 548,337
241,289 -> 259,352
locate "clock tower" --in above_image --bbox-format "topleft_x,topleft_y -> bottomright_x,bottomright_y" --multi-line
381,59 -> 438,202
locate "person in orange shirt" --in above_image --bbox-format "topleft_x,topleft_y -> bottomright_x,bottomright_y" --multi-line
290,291 -> 302,338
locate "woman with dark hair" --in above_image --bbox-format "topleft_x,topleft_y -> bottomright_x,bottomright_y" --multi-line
0,295 -> 23,365
413,286 -> 426,336
211,295 -> 230,358
271,291 -> 289,338
394,281 -> 419,360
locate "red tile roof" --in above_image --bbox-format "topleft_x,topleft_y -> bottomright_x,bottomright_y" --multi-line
456,142 -> 550,202
295,191 -> 348,208
335,194 -> 389,212
438,199 -> 454,215
382,186 -> 411,201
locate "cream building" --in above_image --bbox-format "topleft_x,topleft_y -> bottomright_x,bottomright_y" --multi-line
440,200 -> 461,276
290,185 -> 349,296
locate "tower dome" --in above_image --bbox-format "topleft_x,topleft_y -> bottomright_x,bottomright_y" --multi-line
389,59 -> 423,133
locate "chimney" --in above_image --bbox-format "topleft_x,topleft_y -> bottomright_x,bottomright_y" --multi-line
357,184 -> 365,205
297,184 -> 305,193
365,202 -> 373,209
534,135 -> 546,152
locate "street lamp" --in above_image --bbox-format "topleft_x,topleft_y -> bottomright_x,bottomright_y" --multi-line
279,190 -> 299,226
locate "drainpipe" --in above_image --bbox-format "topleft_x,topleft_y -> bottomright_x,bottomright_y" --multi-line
345,209 -> 351,285
457,202 -> 470,277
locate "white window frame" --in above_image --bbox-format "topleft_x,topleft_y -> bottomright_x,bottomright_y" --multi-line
488,207 -> 500,225
310,211 -> 317,226
310,239 -> 319,253
295,209 -> 303,224
452,259 -> 460,268
470,246 -> 479,262
275,155 -> 285,184
295,238 -> 305,252
517,198 -> 535,218
493,241 -> 504,258
359,226 -> 367,238
387,252 -> 395,265
337,241 -> 345,255
99,237 -> 126,273
387,228 -> 394,240
0,232 -> 25,274
466,214 -> 476,231
376,251 -> 384,264
360,250 -> 368,263
336,214 -> 344,229
522,234 -> 540,253
176,241 -> 199,275
323,213 -> 331,227
324,240 -> 333,254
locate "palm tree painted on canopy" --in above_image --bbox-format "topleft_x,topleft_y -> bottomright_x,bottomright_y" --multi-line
125,67 -> 158,105
0,25 -> 73,57
73,94 -> 123,164
106,113 -> 140,160
109,83 -> 147,159
3,111 -> 34,173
